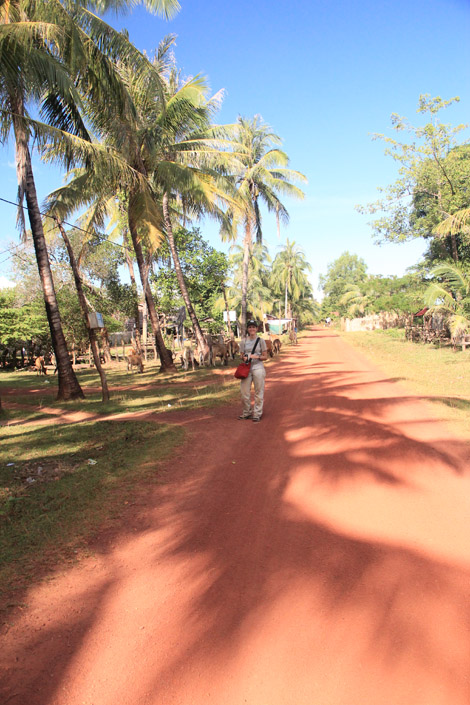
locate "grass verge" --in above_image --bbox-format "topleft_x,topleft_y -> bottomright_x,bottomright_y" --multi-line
0,419 -> 183,603
0,362 -> 240,418
342,328 -> 470,439
0,352 -> 282,604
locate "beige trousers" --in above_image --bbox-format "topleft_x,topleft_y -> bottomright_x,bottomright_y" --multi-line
240,365 -> 266,418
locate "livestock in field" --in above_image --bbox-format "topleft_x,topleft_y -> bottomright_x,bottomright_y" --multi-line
264,339 -> 274,358
34,356 -> 47,375
198,342 -> 213,367
289,330 -> 297,345
211,342 -> 229,366
180,346 -> 197,371
272,338 -> 282,354
225,339 -> 239,359
126,350 -> 144,373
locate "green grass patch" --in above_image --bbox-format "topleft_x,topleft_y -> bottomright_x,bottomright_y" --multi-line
0,362 -> 240,417
342,329 -> 470,439
0,356 -> 249,603
0,419 -> 183,601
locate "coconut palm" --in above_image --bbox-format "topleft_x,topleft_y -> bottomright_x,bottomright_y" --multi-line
271,239 -> 312,318
150,69 -> 239,355
220,116 -> 306,335
424,262 -> 470,341
215,242 -> 273,326
0,2 -> 88,398
44,37 -> 182,372
338,283 -> 376,317
0,0 -> 180,395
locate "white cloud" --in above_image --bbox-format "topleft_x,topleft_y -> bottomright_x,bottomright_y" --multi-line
0,275 -> 15,288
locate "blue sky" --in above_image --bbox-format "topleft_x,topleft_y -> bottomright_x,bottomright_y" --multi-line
1,0 -> 469,294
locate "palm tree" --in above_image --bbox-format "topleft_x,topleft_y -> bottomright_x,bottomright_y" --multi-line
53,218 -> 110,401
220,115 -> 306,335
0,2 -> 88,398
218,242 -> 273,326
339,283 -> 375,317
0,0 -> 180,395
424,262 -> 470,341
151,70 -> 238,355
44,37 -> 181,372
271,239 -> 312,318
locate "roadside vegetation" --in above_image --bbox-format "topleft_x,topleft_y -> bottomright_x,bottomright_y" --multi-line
0,348 -> 285,602
0,418 -> 183,603
342,329 -> 470,440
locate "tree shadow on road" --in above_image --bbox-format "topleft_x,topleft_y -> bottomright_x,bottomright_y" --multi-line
2,343 -> 470,705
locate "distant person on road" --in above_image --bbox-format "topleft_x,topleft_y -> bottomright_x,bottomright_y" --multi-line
238,320 -> 268,423
325,317 -> 331,327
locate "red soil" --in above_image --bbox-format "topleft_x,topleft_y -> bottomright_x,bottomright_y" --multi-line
1,328 -> 469,705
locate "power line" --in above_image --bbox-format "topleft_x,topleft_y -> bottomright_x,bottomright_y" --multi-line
0,195 -> 127,256
0,240 -> 27,258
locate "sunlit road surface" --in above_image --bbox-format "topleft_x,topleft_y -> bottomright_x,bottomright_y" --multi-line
1,328 -> 469,705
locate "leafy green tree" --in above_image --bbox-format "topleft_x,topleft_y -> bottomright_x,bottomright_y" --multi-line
0,288 -> 50,363
319,252 -> 368,317
152,227 -> 229,328
372,275 -> 424,316
357,95 -> 470,263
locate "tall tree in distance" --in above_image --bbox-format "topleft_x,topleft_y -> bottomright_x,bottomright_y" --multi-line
220,115 -> 306,335
271,238 -> 312,318
319,251 -> 368,318
152,70 -> 235,356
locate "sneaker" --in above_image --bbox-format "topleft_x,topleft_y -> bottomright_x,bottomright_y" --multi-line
252,417 -> 261,423
238,414 -> 252,419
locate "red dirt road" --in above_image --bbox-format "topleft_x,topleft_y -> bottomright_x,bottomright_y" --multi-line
2,328 -> 470,705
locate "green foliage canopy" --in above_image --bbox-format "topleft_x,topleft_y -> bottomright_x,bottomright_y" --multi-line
357,95 -> 470,263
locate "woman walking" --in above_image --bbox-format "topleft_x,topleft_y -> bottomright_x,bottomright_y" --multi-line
238,320 -> 268,422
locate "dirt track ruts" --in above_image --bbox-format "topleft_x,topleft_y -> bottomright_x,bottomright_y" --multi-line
1,327 -> 469,705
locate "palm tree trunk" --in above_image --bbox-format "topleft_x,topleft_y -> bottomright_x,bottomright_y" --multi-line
123,235 -> 143,354
127,201 -> 175,372
11,97 -> 84,401
450,234 -> 459,263
57,220 -> 110,402
240,220 -> 252,337
162,192 -> 206,352
221,280 -> 233,338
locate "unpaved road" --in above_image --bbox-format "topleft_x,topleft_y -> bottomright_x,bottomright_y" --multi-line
2,328 -> 470,705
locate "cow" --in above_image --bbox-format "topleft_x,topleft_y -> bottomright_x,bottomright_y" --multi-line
211,341 -> 229,366
289,330 -> 298,345
126,350 -> 144,373
180,346 -> 197,371
272,338 -> 282,354
225,339 -> 239,360
34,356 -> 47,375
198,342 -> 213,367
264,339 -> 274,358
